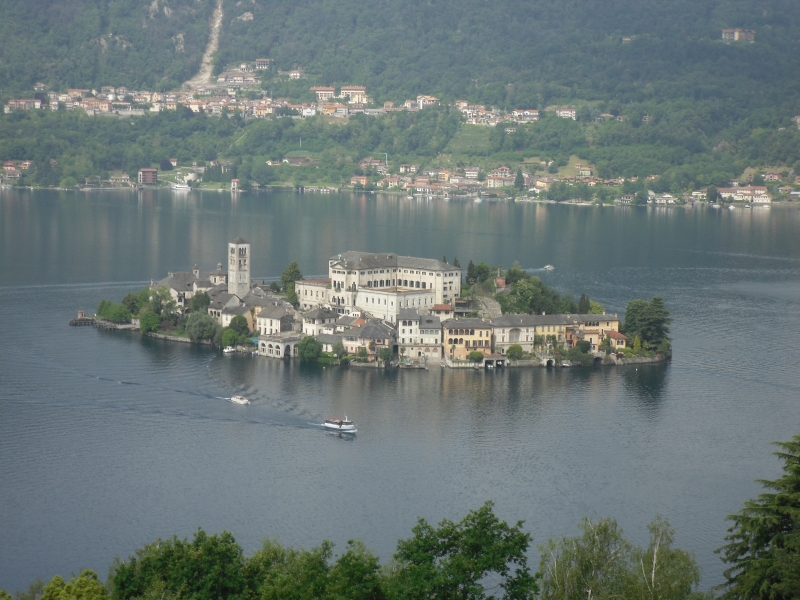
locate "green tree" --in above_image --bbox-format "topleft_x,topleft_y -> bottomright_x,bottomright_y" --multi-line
473,262 -> 491,283
515,167 -> 524,190
0,591 -> 13,600
188,292 -> 210,313
333,340 -> 346,359
378,347 -> 392,363
388,501 -> 538,600
328,540 -> 385,600
467,260 -> 476,284
121,288 -> 151,316
506,344 -> 524,360
185,313 -> 220,342
624,297 -> 672,349
633,335 -> 642,355
229,315 -> 250,337
717,431 -> 800,600
578,294 -> 590,314
281,261 -> 304,305
42,570 -> 107,600
298,336 -> 323,362
539,516 -> 705,600
15,578 -> 44,600
221,328 -> 239,348
159,159 -> 173,171
707,186 -> 718,203
139,311 -> 160,334
110,529 -> 246,600
467,351 -> 485,363
589,300 -> 606,314
357,346 -> 368,359
246,539 -> 332,600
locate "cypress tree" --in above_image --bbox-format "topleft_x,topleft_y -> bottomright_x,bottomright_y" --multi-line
467,260 -> 475,284
578,293 -> 590,314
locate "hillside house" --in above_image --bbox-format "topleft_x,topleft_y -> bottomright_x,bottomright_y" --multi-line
722,28 -> 755,42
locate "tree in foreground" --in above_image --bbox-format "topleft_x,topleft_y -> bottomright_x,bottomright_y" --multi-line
188,291 -> 210,313
42,570 -> 107,600
281,261 -> 304,305
539,516 -> 706,600
298,336 -> 323,362
716,431 -> 800,599
386,501 -> 537,600
378,347 -> 392,363
506,344 -> 524,361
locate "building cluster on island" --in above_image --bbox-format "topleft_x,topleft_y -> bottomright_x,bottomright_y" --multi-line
152,237 -> 628,367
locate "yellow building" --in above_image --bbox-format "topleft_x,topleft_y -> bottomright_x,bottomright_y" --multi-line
442,318 -> 493,360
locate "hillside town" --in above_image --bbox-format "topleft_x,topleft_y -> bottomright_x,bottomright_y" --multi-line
145,238 -> 632,367
4,52 -> 800,201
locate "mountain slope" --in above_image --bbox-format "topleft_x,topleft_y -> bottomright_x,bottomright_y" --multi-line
0,0 -> 214,92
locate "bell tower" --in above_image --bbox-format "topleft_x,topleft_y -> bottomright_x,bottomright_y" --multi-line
228,236 -> 250,298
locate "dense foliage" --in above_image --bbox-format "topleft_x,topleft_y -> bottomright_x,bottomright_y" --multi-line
539,516 -> 707,599
8,501 -> 719,600
623,297 -> 672,351
716,431 -> 800,599
0,0 -> 214,93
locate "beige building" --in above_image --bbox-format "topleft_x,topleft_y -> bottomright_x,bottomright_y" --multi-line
491,314 -> 572,355
295,251 -> 461,324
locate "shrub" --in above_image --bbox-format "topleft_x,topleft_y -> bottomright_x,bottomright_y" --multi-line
467,351 -> 484,363
506,344 -> 524,360
139,311 -> 160,334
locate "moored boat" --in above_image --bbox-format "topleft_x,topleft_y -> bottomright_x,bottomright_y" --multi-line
323,416 -> 357,433
231,395 -> 249,405
223,346 -> 235,353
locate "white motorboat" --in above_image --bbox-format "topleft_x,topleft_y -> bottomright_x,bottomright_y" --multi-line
223,346 -> 235,353
323,416 -> 357,433
543,264 -> 555,271
230,395 -> 249,405
170,182 -> 191,190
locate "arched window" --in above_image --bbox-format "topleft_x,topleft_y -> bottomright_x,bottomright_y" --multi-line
403,279 -> 408,286
448,338 -> 452,344
470,330 -> 475,335
459,338 -> 463,344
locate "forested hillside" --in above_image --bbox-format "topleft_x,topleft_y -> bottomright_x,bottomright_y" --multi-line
0,0 -> 213,92
217,0 -> 800,120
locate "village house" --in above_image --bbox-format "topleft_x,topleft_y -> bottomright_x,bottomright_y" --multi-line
722,28 -> 755,42
342,320 -> 396,358
430,304 -> 454,319
256,305 -> 296,336
464,167 -> 480,179
255,58 -> 273,69
442,318 -> 493,361
397,309 -> 442,360
511,109 -> 539,122
302,307 -> 339,336
566,314 -> 622,351
138,168 -> 158,185
491,314 -> 571,355
310,86 -> 335,101
340,86 -> 368,104
554,107 -> 577,120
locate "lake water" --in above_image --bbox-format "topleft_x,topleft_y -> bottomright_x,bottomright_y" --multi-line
2,189 -> 800,593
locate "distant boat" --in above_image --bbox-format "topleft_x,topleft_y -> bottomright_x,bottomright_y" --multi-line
543,265 -> 555,271
170,182 -> 191,191
230,395 -> 249,405
323,416 -> 357,433
223,346 -> 235,353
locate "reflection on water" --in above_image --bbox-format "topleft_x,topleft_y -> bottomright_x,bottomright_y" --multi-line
1,190 -> 800,593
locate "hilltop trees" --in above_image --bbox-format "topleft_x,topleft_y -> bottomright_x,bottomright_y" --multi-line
717,431 -> 800,599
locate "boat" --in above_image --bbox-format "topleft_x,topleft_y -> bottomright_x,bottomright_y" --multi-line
223,346 -> 236,353
323,416 -> 357,433
230,395 -> 249,405
543,264 -> 555,271
169,182 -> 191,191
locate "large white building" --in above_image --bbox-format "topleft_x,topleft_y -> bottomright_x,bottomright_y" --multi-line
295,251 -> 461,324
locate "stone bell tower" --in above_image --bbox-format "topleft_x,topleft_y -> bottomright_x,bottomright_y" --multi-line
228,236 -> 251,298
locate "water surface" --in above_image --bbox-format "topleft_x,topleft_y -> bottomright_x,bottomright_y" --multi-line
1,189 -> 799,592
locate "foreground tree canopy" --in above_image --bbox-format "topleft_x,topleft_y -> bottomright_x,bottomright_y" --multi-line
716,431 -> 800,599
6,501 -> 730,600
